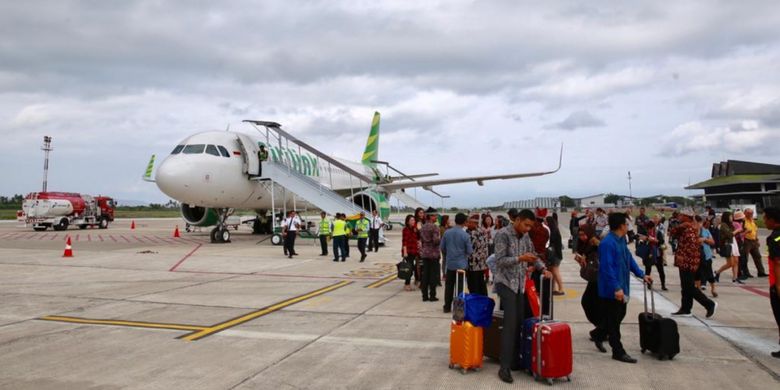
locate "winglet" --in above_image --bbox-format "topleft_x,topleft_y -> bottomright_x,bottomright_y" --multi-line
142,154 -> 156,182
555,143 -> 564,173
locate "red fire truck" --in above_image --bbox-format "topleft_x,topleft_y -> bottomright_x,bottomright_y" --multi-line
20,192 -> 115,231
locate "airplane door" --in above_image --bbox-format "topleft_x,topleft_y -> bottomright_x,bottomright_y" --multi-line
236,134 -> 260,176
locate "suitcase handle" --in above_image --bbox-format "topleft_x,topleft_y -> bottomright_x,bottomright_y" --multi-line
538,271 -> 553,321
643,280 -> 655,315
454,269 -> 466,301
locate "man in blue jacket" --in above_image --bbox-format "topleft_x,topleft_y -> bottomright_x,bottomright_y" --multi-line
597,212 -> 653,363
441,213 -> 473,313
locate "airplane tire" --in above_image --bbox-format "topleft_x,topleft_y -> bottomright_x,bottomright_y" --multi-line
271,234 -> 283,246
210,227 -> 220,243
220,228 -> 231,243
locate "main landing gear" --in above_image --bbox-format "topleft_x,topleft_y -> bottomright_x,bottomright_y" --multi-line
210,208 -> 233,244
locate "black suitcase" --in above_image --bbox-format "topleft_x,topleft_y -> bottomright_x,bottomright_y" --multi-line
483,311 -> 503,360
638,283 -> 680,360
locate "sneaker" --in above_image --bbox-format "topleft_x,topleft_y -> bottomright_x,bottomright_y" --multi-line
706,302 -> 718,318
671,311 -> 692,317
757,273 -> 769,278
771,350 -> 780,358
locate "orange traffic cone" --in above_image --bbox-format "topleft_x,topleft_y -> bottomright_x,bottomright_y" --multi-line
63,236 -> 73,257
173,225 -> 181,238
131,220 -> 135,230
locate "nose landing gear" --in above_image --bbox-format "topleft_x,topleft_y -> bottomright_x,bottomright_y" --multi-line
210,208 -> 234,243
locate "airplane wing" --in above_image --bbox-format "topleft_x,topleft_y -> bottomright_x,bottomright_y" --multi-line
379,144 -> 562,192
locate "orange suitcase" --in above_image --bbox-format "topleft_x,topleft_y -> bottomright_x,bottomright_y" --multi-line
449,320 -> 484,374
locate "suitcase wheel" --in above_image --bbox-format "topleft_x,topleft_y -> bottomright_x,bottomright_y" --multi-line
641,349 -> 646,354
546,378 -> 553,386
448,364 -> 454,369
461,368 -> 468,375
567,376 -> 571,382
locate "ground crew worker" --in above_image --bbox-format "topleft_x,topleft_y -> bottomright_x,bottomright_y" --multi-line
317,211 -> 331,256
356,212 -> 370,262
257,145 -> 269,176
332,213 -> 348,262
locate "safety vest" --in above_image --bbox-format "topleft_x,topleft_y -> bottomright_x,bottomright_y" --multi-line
319,218 -> 331,236
332,219 -> 347,237
356,218 -> 369,238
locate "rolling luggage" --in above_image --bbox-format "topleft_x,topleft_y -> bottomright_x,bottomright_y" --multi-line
530,274 -> 573,385
449,270 -> 483,373
638,282 -> 680,360
483,311 -> 503,361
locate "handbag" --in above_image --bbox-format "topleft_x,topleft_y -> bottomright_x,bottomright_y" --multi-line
462,294 -> 495,328
579,255 -> 599,283
524,275 -> 540,318
635,240 -> 650,259
396,260 -> 412,280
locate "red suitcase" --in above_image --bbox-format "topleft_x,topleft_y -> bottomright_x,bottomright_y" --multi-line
530,275 -> 572,385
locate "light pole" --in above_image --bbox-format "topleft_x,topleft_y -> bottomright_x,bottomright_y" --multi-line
41,136 -> 53,192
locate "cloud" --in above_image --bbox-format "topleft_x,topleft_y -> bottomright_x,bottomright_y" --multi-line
548,110 -> 606,131
661,120 -> 780,156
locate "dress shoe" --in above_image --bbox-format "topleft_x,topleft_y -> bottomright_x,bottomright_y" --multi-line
288,255 -> 293,259
430,297 -> 439,302
333,259 -> 339,262
771,350 -> 780,358
671,310 -> 692,317
612,354 -> 637,364
662,286 -> 669,291
594,340 -> 607,353
757,273 -> 769,278
443,306 -> 451,313
422,297 -> 429,302
498,368 -> 514,383
341,258 -> 346,262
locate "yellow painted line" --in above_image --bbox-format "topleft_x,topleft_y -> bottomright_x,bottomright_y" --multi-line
365,274 -> 396,289
180,280 -> 353,341
38,315 -> 208,332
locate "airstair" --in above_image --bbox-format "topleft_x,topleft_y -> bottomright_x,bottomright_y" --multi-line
256,160 -> 370,216
243,120 -> 373,218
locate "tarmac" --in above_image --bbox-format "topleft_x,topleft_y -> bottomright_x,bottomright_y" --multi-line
0,216 -> 778,389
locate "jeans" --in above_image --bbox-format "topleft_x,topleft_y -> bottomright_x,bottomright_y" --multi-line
679,269 -> 715,313
368,228 -> 380,252
444,269 -> 465,310
420,258 -> 440,299
496,283 -> 526,370
597,298 -> 627,357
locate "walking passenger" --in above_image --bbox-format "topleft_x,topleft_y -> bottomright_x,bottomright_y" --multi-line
493,209 -> 549,383
574,225 -> 606,352
596,212 -> 652,364
715,212 -> 742,284
594,208 -> 608,237
734,211 -> 750,280
760,207 -> 780,358
317,211 -> 330,256
368,209 -> 383,253
419,210 -> 441,301
466,214 -> 489,296
441,213 -> 473,314
401,215 -> 419,291
546,215 -> 565,296
641,221 -> 667,291
694,215 -> 718,298
570,210 -> 586,253
530,209 -> 552,315
670,211 -> 717,318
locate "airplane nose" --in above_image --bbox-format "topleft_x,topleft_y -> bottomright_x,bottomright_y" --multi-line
155,157 -> 192,201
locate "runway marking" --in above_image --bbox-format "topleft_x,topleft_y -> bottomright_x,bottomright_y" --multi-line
168,244 -> 203,272
121,235 -> 130,243
98,234 -> 104,242
50,233 -> 58,240
87,234 -> 91,242
365,274 -> 396,289
740,285 -> 770,298
109,234 -> 117,242
75,234 -> 79,242
38,315 -> 209,332
179,280 -> 353,341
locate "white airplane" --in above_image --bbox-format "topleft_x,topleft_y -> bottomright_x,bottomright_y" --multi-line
145,112 -> 562,243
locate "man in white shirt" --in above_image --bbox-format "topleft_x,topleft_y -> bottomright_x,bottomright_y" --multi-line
368,209 -> 384,252
283,211 -> 302,259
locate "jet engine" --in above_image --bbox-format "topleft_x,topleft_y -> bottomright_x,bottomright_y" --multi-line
180,204 -> 219,227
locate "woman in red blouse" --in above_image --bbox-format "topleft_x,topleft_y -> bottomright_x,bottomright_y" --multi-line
401,214 -> 420,291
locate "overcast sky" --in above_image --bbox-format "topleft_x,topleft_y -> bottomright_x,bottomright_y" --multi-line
2,1 -> 779,207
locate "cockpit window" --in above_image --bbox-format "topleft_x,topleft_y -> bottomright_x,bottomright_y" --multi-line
171,145 -> 185,154
183,144 -> 205,154
217,145 -> 230,157
205,144 -> 220,156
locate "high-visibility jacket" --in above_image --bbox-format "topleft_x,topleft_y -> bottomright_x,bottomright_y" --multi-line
356,218 -> 369,238
319,218 -> 331,236
332,219 -> 347,237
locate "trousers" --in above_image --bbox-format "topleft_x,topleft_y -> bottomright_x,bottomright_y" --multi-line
496,283 -> 526,370
420,258 -> 440,299
680,269 -> 715,313
283,231 -> 297,257
597,298 -> 627,357
368,228 -> 380,252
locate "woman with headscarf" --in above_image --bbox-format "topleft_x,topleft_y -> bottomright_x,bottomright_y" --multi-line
575,224 -> 607,352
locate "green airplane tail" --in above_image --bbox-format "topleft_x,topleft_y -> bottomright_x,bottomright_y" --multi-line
361,112 -> 380,167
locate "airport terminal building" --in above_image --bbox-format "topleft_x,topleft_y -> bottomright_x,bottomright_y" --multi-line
685,160 -> 780,209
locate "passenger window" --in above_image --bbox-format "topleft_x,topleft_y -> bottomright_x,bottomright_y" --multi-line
205,144 -> 220,156
183,144 -> 205,154
217,145 -> 230,157
171,145 -> 185,154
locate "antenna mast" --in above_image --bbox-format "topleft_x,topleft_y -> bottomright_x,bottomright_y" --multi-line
41,136 -> 53,192
627,171 -> 633,201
